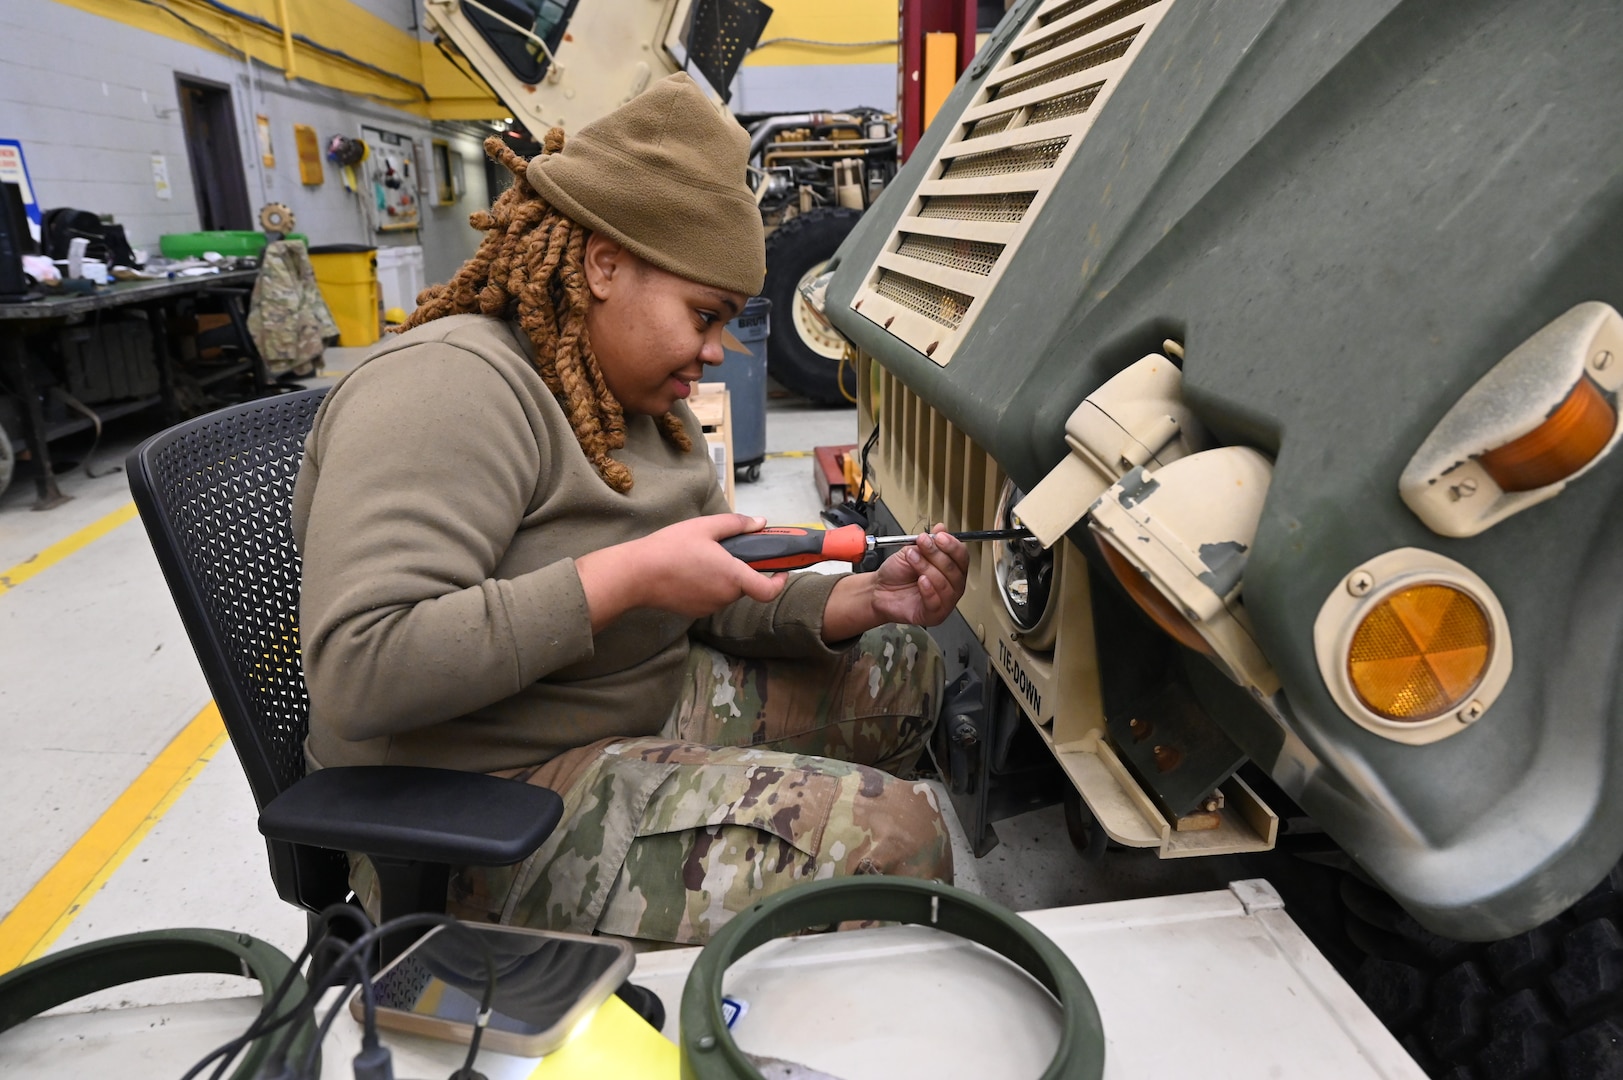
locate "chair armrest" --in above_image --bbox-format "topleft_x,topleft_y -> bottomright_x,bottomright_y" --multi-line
258,766 -> 563,866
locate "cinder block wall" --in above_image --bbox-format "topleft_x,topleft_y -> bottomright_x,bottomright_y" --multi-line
0,2 -> 490,290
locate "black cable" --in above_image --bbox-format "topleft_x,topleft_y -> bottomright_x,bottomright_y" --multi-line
130,0 -> 427,107
272,912 -> 498,1080
857,420 -> 881,516
189,0 -> 432,99
128,0 -> 247,59
299,968 -> 363,1079
179,904 -> 373,1080
179,905 -> 501,1080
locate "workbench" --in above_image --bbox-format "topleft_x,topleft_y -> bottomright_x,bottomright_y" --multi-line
0,269 -> 261,509
0,881 -> 1425,1079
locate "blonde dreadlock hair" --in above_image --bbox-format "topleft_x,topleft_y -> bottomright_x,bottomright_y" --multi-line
402,133 -> 691,494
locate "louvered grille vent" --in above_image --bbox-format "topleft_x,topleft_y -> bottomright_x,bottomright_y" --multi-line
1028,83 -> 1103,125
1029,0 -> 1163,48
940,137 -> 1070,179
965,109 -> 1020,139
896,234 -> 1006,276
849,0 -> 1172,365
995,31 -> 1136,98
874,270 -> 974,329
917,192 -> 1037,221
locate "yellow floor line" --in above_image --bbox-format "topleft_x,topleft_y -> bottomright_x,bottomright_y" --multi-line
0,501 -> 140,598
0,703 -> 227,973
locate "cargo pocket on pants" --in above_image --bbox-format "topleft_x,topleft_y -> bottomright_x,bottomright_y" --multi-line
594,753 -> 845,942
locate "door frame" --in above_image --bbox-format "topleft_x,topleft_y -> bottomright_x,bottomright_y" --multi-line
174,74 -> 252,231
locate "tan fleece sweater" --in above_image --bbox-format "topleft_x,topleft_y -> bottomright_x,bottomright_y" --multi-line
293,314 -> 845,772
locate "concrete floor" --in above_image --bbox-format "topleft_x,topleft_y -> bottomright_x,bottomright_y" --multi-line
0,347 -> 1232,1020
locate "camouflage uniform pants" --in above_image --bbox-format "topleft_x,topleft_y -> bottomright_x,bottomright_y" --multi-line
440,622 -> 951,946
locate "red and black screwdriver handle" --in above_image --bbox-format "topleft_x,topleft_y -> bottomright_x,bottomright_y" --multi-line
719,524 -> 871,571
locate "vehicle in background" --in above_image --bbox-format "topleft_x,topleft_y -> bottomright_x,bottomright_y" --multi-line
823,0 -> 1623,1075
423,0 -> 899,405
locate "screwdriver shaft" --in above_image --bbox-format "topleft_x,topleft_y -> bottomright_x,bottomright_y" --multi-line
869,528 -> 1033,546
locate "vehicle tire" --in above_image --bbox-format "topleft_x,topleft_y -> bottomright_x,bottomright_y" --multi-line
0,418 -> 13,500
763,207 -> 863,406
1335,866 -> 1623,1079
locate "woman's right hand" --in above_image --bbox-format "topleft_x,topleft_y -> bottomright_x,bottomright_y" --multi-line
575,514 -> 789,630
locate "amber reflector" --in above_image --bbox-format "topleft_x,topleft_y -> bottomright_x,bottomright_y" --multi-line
1347,584 -> 1491,721
1479,377 -> 1617,493
1096,536 -> 1212,655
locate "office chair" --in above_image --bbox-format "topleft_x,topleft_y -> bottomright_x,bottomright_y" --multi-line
127,388 -> 562,962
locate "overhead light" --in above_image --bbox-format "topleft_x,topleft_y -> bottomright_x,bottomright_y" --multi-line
1314,549 -> 1512,744
1401,302 -> 1623,537
1088,446 -> 1280,696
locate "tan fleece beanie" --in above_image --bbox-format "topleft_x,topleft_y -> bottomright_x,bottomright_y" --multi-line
526,73 -> 766,297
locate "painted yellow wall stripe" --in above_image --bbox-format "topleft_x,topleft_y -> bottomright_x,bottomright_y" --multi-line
0,502 -> 139,598
0,704 -> 228,973
51,0 -> 501,120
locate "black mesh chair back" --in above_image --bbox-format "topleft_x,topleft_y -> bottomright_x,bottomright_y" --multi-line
127,388 -> 346,912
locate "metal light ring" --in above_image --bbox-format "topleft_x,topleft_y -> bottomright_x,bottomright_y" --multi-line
994,478 -> 1061,648
0,927 -> 315,1078
679,876 -> 1105,1080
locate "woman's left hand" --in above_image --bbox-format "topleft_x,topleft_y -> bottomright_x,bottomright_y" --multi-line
869,524 -> 969,628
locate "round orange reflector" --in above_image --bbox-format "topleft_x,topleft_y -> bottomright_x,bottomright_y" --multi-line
1479,376 -> 1617,493
1096,536 -> 1212,655
1347,584 -> 1492,721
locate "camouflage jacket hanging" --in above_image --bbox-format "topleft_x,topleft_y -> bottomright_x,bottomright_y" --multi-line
248,240 -> 338,374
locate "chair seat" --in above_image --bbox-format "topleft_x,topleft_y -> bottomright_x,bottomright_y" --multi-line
258,766 -> 563,866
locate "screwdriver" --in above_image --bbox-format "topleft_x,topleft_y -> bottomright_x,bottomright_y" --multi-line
720,524 -> 1034,571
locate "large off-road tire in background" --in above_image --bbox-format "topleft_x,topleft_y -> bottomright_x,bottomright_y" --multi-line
0,418 -> 14,500
1327,863 -> 1623,1079
763,206 -> 863,406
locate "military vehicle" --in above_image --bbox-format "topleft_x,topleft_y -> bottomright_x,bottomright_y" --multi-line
821,0 -> 1623,1075
423,0 -> 899,406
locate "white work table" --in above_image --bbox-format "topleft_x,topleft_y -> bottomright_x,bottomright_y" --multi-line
1,880 -> 1423,1079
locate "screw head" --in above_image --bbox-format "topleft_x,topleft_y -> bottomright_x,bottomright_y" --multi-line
1348,571 -> 1375,597
697,1035 -> 717,1051
1449,477 -> 1479,501
1593,349 -> 1613,371
1458,700 -> 1485,723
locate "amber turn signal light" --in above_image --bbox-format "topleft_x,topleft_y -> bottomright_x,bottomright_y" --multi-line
1347,584 -> 1492,722
1096,534 -> 1212,656
1478,377 -> 1616,493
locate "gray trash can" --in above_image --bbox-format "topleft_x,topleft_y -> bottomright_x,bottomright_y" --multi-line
704,296 -> 769,479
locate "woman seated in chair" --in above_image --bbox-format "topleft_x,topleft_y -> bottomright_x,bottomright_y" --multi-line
291,74 -> 967,946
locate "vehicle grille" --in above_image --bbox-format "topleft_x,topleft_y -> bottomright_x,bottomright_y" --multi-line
848,0 -> 1174,366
